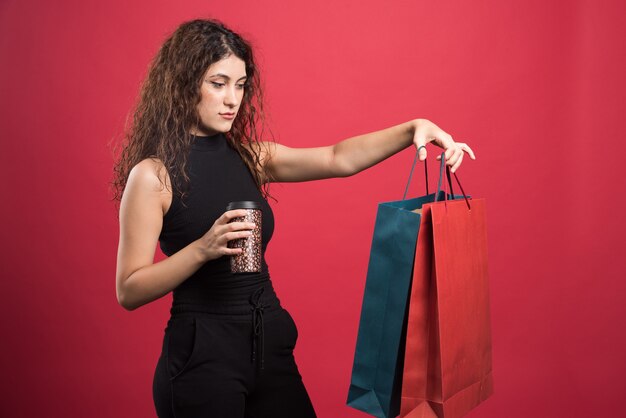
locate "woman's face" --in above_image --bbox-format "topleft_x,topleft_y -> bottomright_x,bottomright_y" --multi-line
192,54 -> 247,136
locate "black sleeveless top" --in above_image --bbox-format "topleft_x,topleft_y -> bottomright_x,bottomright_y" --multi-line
158,132 -> 279,314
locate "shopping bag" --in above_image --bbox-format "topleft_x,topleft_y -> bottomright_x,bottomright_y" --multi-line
400,152 -> 494,418
347,150 -> 465,418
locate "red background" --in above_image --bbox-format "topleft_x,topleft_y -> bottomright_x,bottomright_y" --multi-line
1,0 -> 624,417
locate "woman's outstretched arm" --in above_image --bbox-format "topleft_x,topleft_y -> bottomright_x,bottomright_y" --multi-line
255,118 -> 475,183
332,118 -> 475,177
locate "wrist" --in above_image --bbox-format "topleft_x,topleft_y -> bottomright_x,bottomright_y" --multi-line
191,239 -> 210,264
413,118 -> 429,138
411,118 -> 421,135
413,118 -> 436,145
406,118 -> 423,148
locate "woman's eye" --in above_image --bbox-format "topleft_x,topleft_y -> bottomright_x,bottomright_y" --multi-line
210,82 -> 245,90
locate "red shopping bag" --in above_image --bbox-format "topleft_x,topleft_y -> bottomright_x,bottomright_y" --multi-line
400,156 -> 494,418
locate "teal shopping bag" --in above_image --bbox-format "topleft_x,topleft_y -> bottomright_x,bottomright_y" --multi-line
347,151 -> 466,418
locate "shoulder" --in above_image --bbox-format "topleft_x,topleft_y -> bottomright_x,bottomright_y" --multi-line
128,158 -> 171,193
241,140 -> 276,160
240,141 -> 277,184
124,158 -> 172,216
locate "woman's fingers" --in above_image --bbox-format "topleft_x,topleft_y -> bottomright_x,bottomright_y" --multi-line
414,136 -> 428,161
436,145 -> 456,161
451,149 -> 464,173
436,144 -> 464,172
463,143 -> 476,160
442,147 -> 460,171
413,120 -> 476,173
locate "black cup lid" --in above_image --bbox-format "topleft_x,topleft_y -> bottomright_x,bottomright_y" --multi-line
226,201 -> 262,211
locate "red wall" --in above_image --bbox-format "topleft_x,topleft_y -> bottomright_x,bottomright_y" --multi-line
1,1 -> 624,417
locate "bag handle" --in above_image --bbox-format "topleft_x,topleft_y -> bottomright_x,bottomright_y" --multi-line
402,147 -> 429,200
403,148 -> 471,210
434,151 -> 471,210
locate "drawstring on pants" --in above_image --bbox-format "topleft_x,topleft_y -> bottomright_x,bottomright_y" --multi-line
250,287 -> 267,371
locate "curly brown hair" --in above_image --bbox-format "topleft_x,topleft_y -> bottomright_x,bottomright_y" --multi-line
109,18 -> 277,217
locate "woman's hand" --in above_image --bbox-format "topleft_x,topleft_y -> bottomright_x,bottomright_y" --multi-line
195,209 -> 257,262
412,119 -> 476,173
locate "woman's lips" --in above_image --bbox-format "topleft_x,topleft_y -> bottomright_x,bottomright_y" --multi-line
220,113 -> 235,120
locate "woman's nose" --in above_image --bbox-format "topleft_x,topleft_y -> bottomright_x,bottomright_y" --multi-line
224,86 -> 239,106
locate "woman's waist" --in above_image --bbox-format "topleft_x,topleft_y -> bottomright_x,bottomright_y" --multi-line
170,278 -> 281,317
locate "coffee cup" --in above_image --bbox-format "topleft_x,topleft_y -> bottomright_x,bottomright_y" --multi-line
226,201 -> 262,273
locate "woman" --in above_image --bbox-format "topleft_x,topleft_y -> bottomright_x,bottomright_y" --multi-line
112,18 -> 475,418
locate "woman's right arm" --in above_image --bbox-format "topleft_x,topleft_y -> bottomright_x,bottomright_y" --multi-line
115,160 -> 254,311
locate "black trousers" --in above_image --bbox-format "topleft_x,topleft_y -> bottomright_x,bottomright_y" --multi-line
152,286 -> 317,417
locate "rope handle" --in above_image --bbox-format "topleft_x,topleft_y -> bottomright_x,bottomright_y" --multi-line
434,152 -> 471,210
402,146 -> 429,200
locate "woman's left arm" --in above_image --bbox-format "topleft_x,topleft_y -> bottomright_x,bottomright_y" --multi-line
333,118 -> 476,177
254,119 -> 476,183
